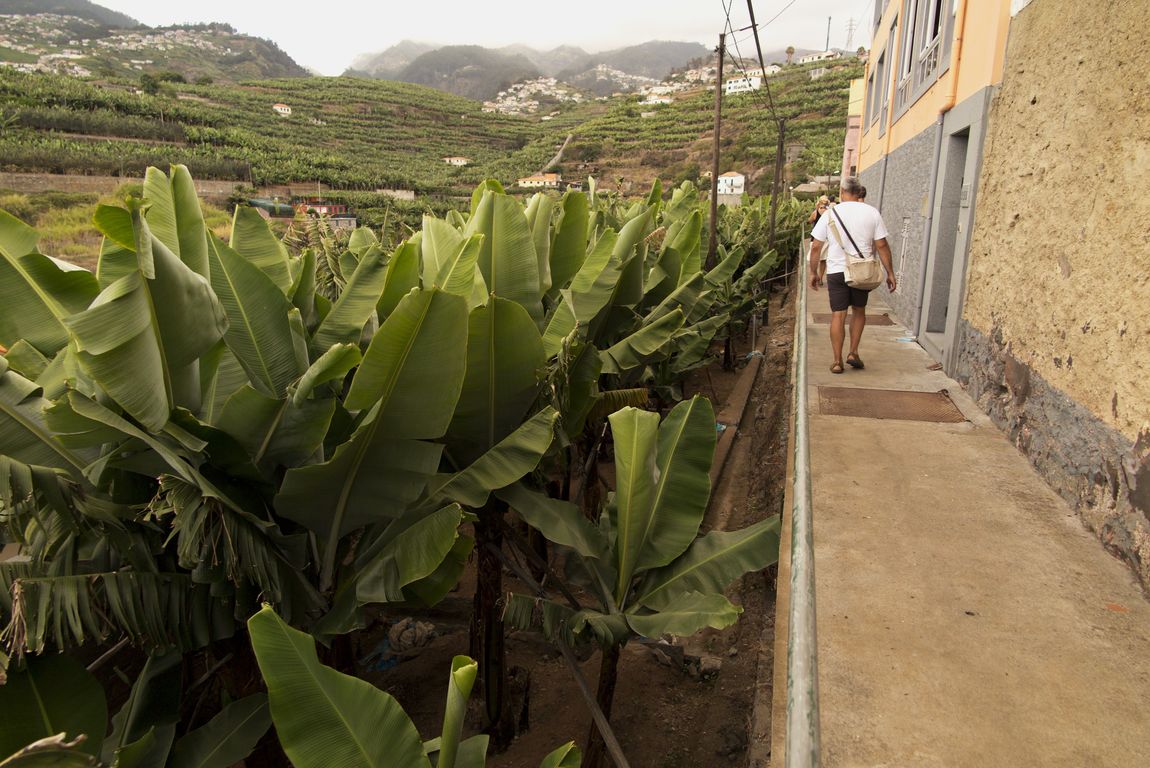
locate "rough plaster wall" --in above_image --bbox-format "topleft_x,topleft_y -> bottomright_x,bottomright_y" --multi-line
962,0 -> 1150,441
859,128 -> 936,323
958,0 -> 1150,590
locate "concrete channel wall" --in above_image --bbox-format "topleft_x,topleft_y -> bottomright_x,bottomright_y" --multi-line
957,0 -> 1150,589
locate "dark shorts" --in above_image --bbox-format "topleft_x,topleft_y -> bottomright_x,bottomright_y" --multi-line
826,272 -> 869,312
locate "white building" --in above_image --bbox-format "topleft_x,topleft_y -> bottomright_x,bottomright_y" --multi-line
716,172 -> 745,195
797,51 -> 839,64
443,156 -> 471,166
724,76 -> 762,95
517,173 -> 562,189
272,103 -> 292,116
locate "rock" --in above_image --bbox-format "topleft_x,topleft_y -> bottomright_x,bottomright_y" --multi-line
700,656 -> 723,678
727,646 -> 739,657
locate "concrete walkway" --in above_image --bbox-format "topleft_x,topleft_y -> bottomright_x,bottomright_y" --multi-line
769,285 -> 1150,766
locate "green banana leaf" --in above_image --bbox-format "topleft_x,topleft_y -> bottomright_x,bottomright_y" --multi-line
599,308 -> 684,375
66,205 -> 226,431
607,406 -> 660,603
168,694 -> 270,768
420,216 -> 464,283
311,245 -> 389,352
611,207 -> 653,307
625,591 -> 742,637
548,190 -> 589,294
248,605 -> 431,768
199,343 -> 248,425
539,743 -> 582,768
0,209 -> 99,355
143,165 -> 208,278
206,237 -> 299,399
633,515 -> 781,611
229,205 -> 292,293
447,297 -> 546,464
0,655 -> 107,758
2,340 -> 49,379
525,193 -> 554,296
429,407 -> 557,509
291,343 -> 361,406
465,190 -> 543,323
496,482 -> 607,559
355,505 -> 465,604
434,235 -> 487,307
0,358 -> 88,476
101,651 -> 181,768
642,397 -> 716,569
433,656 -> 479,768
377,239 -> 420,320
704,245 -> 746,287
216,385 -> 336,469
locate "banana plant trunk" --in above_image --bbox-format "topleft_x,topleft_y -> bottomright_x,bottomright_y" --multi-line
584,643 -> 622,768
471,499 -> 513,749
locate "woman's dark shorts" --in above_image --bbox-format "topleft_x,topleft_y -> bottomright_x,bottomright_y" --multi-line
826,272 -> 869,312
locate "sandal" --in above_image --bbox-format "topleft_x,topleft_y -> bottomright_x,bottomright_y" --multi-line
846,353 -> 864,369
830,361 -> 844,374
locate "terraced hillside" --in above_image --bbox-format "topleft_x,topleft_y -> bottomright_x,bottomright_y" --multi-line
0,71 -> 551,193
516,59 -> 864,193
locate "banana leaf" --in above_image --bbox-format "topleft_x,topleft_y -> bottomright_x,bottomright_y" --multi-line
143,165 -> 209,278
465,190 -> 543,323
311,245 -> 389,352
248,606 -> 431,768
447,297 -> 546,464
625,591 -> 742,637
0,359 -> 88,476
0,210 -> 99,355
525,192 -> 554,296
229,205 -> 292,293
168,694 -> 270,768
206,237 -> 299,398
0,655 -> 107,758
548,190 -> 589,295
633,515 -> 781,611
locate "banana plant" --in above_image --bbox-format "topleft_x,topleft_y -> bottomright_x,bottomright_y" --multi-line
248,605 -> 581,768
501,397 -> 781,768
0,651 -> 272,768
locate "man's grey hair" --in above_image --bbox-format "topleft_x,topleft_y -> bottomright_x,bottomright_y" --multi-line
841,177 -> 866,197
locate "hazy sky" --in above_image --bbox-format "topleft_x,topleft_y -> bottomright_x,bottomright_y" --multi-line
92,0 -> 872,75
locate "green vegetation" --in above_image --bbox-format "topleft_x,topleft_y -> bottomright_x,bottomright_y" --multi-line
0,166 -> 783,767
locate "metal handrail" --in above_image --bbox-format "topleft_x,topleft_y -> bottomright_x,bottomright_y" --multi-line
785,252 -> 821,767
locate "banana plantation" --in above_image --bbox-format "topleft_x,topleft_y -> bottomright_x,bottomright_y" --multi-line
0,166 -> 801,767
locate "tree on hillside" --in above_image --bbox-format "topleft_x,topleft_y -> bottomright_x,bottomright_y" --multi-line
786,46 -> 795,65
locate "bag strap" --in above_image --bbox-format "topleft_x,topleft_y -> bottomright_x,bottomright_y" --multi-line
830,207 -> 866,259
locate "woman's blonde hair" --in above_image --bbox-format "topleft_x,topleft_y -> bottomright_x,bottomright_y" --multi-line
817,195 -> 830,207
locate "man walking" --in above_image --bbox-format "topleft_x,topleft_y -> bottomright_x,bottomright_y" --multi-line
808,178 -> 896,373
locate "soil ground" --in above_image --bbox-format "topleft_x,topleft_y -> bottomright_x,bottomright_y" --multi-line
355,286 -> 797,767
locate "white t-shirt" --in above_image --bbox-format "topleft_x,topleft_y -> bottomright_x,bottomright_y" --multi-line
811,201 -> 890,275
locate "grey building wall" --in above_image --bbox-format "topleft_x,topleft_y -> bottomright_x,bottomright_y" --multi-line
858,127 -> 935,325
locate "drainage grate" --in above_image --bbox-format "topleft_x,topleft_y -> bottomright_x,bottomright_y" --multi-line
812,313 -> 896,326
818,387 -> 966,422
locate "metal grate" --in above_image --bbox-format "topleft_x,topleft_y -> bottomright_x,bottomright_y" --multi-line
812,313 -> 896,326
818,387 -> 966,423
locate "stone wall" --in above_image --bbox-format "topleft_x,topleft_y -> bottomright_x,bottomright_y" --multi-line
958,0 -> 1150,588
859,126 -> 935,324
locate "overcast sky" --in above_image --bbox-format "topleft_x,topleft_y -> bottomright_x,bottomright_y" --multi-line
92,0 -> 872,75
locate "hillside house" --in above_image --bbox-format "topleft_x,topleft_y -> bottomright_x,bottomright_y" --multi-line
272,103 -> 292,117
293,197 -> 357,228
716,172 -> 745,195
443,156 -> 471,166
798,50 -> 839,64
724,76 -> 762,95
516,173 -> 561,189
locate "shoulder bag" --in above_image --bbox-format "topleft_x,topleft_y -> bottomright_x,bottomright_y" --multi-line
828,207 -> 884,291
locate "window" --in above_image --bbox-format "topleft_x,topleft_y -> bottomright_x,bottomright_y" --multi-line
875,51 -> 887,133
894,0 -> 952,113
865,71 -> 876,128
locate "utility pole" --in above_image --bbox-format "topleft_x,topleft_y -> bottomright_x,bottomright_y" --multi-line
826,16 -> 832,51
767,117 -> 786,252
707,32 -> 725,270
845,17 -> 858,50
